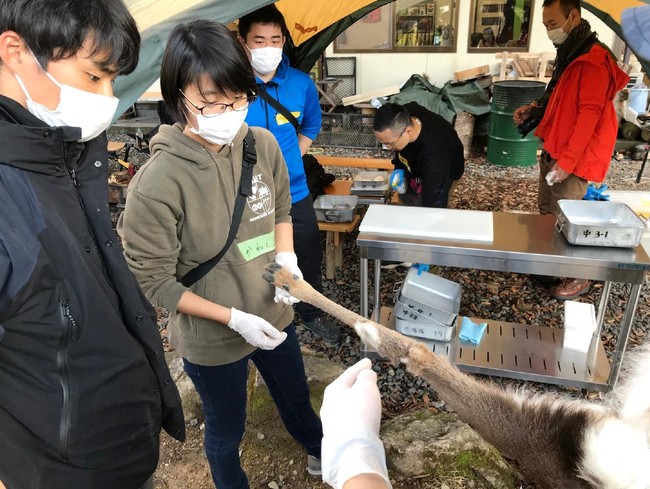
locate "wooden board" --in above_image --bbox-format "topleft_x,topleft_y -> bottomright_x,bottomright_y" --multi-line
513,58 -> 535,78
341,85 -> 400,106
519,59 -> 535,77
454,65 -> 490,82
324,180 -> 353,196
107,141 -> 126,153
317,156 -> 393,170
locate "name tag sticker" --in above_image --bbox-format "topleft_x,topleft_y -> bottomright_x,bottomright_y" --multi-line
237,231 -> 275,261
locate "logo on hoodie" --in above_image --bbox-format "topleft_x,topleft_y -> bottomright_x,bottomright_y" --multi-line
248,173 -> 274,222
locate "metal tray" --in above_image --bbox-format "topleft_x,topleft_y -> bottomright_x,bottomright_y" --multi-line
394,293 -> 457,327
400,268 -> 461,314
313,195 -> 359,223
396,316 -> 456,342
350,183 -> 390,197
555,200 -> 645,248
351,171 -> 389,189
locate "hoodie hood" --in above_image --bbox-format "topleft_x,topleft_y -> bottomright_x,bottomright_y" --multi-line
580,44 -> 630,98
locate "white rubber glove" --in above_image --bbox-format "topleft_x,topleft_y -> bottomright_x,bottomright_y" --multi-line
545,169 -> 557,187
273,252 -> 303,305
321,359 -> 392,489
227,307 -> 287,350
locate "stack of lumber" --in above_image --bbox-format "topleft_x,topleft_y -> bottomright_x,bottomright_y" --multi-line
453,65 -> 491,83
341,85 -> 401,106
494,51 -> 555,82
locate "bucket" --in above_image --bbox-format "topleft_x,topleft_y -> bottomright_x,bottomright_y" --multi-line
629,88 -> 649,114
487,80 -> 546,166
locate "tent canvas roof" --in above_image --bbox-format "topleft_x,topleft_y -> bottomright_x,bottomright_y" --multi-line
114,0 -> 650,119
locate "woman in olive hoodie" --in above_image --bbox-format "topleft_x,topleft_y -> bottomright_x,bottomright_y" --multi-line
118,21 -> 323,489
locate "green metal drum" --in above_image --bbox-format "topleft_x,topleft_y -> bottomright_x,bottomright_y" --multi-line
487,80 -> 546,167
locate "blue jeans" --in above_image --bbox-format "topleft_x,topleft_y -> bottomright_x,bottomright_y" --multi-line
183,325 -> 322,489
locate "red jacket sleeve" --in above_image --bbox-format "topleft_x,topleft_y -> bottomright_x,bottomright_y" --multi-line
556,61 -> 610,174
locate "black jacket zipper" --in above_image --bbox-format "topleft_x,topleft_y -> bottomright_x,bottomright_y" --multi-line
65,147 -> 117,297
57,299 -> 79,461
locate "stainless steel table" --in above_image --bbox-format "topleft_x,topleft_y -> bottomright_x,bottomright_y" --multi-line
357,210 -> 650,391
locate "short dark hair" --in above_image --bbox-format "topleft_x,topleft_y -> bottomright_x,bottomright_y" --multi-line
0,0 -> 140,75
160,20 -> 256,124
373,103 -> 412,133
542,0 -> 581,17
238,4 -> 288,40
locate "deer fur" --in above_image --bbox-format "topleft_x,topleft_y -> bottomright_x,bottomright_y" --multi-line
263,264 -> 650,489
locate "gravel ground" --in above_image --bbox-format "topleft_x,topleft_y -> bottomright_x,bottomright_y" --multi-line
109,134 -> 650,487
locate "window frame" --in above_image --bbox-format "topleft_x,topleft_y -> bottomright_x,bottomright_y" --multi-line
467,0 -> 535,53
333,1 -> 459,54
333,4 -> 395,54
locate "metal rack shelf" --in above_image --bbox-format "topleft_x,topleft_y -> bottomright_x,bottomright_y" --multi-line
375,307 -> 611,391
357,207 -> 650,391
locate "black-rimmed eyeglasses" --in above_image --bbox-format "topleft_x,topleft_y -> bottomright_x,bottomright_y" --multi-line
180,89 -> 257,117
382,124 -> 408,149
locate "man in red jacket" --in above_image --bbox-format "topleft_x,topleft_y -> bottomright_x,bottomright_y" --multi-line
513,0 -> 629,300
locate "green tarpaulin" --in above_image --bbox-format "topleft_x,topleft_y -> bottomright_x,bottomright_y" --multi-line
385,74 -> 491,124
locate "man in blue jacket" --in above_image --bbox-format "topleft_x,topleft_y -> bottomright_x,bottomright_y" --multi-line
240,5 -> 340,343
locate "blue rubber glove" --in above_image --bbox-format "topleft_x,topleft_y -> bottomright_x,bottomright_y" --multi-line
412,263 -> 430,276
389,169 -> 406,194
583,183 -> 610,201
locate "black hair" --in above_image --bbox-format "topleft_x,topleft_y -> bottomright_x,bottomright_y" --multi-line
238,4 -> 288,41
160,20 -> 256,124
0,0 -> 140,75
373,103 -> 412,133
542,0 -> 581,18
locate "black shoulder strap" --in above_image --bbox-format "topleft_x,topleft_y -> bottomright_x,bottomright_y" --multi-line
179,130 -> 257,287
256,85 -> 301,133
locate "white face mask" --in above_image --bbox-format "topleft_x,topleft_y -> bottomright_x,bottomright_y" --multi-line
247,45 -> 283,75
15,53 -> 118,142
185,105 -> 248,146
547,16 -> 573,45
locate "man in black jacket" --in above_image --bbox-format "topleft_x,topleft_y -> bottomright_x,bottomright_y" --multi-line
0,1 -> 184,488
374,102 -> 465,208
